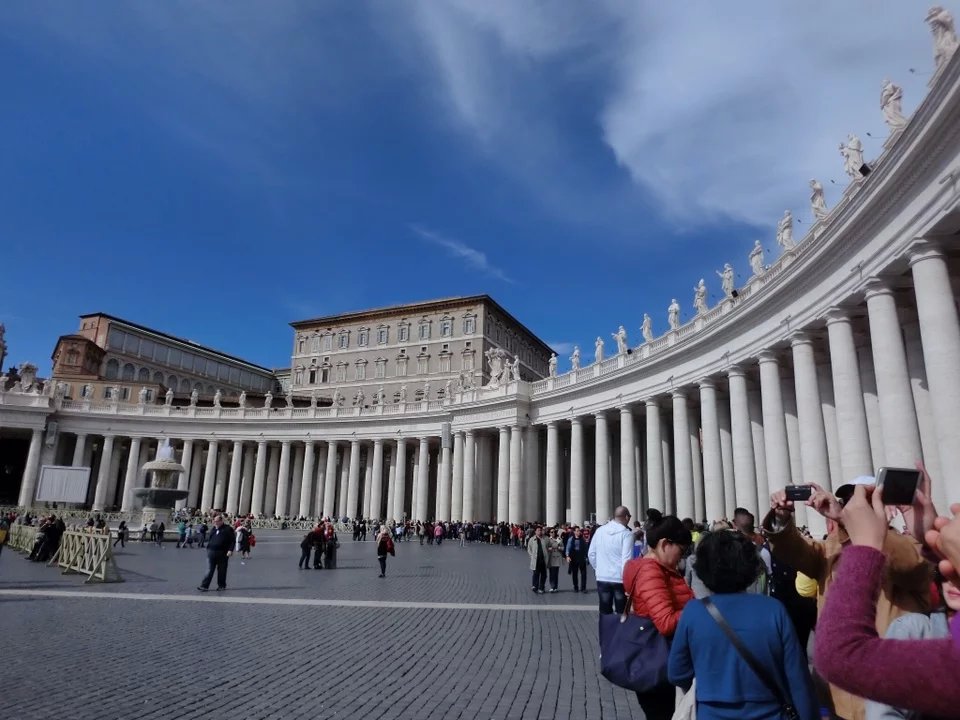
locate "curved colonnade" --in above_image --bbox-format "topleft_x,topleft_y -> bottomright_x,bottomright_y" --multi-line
6,55 -> 960,532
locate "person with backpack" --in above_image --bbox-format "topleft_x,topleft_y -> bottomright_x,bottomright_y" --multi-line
376,526 -> 395,577
299,529 -> 314,569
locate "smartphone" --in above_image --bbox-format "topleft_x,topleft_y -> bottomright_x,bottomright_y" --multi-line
876,467 -> 921,505
785,484 -> 813,501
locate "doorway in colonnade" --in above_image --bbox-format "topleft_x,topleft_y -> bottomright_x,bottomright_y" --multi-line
0,433 -> 30,504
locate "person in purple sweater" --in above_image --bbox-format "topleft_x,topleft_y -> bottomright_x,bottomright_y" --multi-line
815,485 -> 960,718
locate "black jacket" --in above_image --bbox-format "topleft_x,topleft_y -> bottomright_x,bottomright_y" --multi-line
206,525 -> 235,553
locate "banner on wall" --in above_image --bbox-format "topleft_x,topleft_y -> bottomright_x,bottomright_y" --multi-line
36,465 -> 91,504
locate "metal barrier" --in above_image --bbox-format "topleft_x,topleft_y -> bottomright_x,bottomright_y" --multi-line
49,529 -> 123,583
8,524 -> 38,553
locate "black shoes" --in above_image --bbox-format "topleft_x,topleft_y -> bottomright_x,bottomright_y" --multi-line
197,586 -> 208,592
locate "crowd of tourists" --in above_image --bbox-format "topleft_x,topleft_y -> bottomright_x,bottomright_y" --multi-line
571,467 -> 960,720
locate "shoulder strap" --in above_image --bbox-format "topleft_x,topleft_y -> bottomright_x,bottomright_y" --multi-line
702,598 -> 795,713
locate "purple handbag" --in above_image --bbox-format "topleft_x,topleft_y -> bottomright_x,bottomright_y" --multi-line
598,597 -> 671,693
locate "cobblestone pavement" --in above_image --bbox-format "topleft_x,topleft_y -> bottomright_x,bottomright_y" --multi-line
0,531 -> 645,719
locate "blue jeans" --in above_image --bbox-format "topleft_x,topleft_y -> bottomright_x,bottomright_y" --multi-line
596,581 -> 625,615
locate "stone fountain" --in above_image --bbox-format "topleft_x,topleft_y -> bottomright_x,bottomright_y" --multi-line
135,439 -> 188,528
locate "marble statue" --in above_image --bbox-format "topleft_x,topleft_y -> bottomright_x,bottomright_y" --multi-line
190,388 -> 199,407
165,388 -> 174,406
19,363 -> 38,391
443,380 -> 452,400
354,388 -> 365,407
927,6 -> 959,70
310,389 -> 318,408
840,134 -> 865,180
483,348 -> 512,388
693,279 -> 708,315
749,240 -> 765,276
613,326 -> 628,355
716,264 -> 735,299
641,314 -> 653,343
399,385 -> 407,403
776,210 -> 795,250
511,355 -> 521,382
45,378 -> 57,398
456,371 -> 474,392
213,389 -> 222,408
375,386 -> 386,405
668,299 -> 680,330
548,353 -> 558,377
423,381 -> 430,400
332,388 -> 342,407
881,79 -> 908,131
594,337 -> 604,364
285,389 -> 293,408
0,373 -> 7,392
570,346 -> 581,371
238,391 -> 247,408
810,179 -> 828,221
138,386 -> 149,405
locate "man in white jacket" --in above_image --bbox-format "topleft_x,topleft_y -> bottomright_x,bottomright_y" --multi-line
586,506 -> 634,614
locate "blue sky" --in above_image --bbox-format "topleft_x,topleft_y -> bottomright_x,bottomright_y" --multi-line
0,2 -> 948,373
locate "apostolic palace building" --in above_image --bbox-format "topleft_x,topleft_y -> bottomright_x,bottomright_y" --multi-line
4,24 -> 960,536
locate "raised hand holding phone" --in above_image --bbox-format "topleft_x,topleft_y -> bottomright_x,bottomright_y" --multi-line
841,485 -> 888,551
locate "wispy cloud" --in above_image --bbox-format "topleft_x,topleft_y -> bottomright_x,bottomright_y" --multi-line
547,341 -> 576,356
410,224 -> 513,283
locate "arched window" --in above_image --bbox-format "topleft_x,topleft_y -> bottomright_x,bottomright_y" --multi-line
295,367 -> 304,385
167,375 -> 178,390
414,389 -> 425,401
138,367 -> 150,382
193,382 -> 203,392
206,385 -> 214,395
122,363 -> 135,381
65,348 -> 80,366
393,392 -> 402,404
180,379 -> 192,393
81,384 -> 94,399
105,359 -> 120,380
153,371 -> 164,385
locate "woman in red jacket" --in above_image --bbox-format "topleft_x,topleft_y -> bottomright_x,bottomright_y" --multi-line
622,515 -> 694,720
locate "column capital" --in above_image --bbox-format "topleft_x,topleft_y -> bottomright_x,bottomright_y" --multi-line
303,438 -> 315,447
543,420 -> 557,429
863,279 -> 895,301
698,377 -> 717,390
280,439 -> 292,447
618,405 -> 633,416
757,349 -> 780,364
727,365 -> 747,379
671,388 -> 688,399
594,409 -> 607,420
789,331 -> 814,348
823,307 -> 852,325
908,238 -> 946,266
373,437 -> 384,446
351,438 -> 361,446
465,428 -> 476,437
256,439 -> 267,447
644,397 -> 660,408
570,415 -> 583,427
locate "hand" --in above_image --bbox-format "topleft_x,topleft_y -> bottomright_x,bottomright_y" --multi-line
807,482 -> 843,521
842,485 -> 887,550
226,551 -> 233,557
899,460 -> 939,544
770,489 -> 795,523
925,503 -> 960,584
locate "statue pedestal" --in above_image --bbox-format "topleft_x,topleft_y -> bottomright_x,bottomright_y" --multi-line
140,506 -> 174,530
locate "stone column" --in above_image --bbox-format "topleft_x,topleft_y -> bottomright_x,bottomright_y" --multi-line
570,417 -> 585,525
264,444 -> 281,517
594,411 -> 612,522
524,425 -> 540,522
645,399 -> 665,513
477,434 -> 493,521
699,380 -> 725,523
289,443 -> 305,518
496,426 -> 510,522
362,451 -> 373,519
214,444 -> 231,510
904,321 -> 945,506
672,390 -> 695,520
416,437 -> 430,521
117,436 -> 138,512
748,388 -> 769,509
386,443 -> 397,521
72,433 -> 88,467
728,366 -> 758,515
717,400 -> 735,518
89,434 -> 116,511
910,243 -> 960,501
508,425 -> 524,524
393,439 -> 407,521
451,432 -> 465,522
225,440 -> 244,515
322,441 -> 338,518
250,441 -> 268,516
313,444 -> 328,518
299,440 -> 316,518
239,444 -> 256,515
370,439 -> 385,521
337,446 -> 349,518
865,282 -> 924,466
791,333 -> 831,486
545,422 -> 561,525
438,437 -> 453,521
825,310 -> 873,480
176,440 -> 195,510
201,440 -> 219,511
758,352 -> 792,497
462,431 -> 476,522
817,363 -> 843,490
187,444 -> 204,509
346,440 -> 360,520
619,407 -> 637,515
689,407 -> 705,522
16,429 -> 42,507
275,441 -> 292,518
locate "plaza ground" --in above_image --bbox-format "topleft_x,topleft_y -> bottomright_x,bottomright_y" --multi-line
0,531 -> 645,719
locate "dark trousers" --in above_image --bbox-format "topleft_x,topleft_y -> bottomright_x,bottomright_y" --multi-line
597,581 -> 626,615
313,546 -> 324,568
570,561 -> 587,591
531,563 -> 547,591
636,684 -> 676,720
548,566 -> 559,590
201,551 -> 229,589
299,547 -> 311,568
378,556 -> 387,575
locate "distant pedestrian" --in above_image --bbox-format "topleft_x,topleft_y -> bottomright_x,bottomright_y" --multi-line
237,523 -> 252,562
156,522 -> 165,547
546,528 -> 563,592
527,526 -> 548,594
176,520 -> 187,548
113,521 -> 127,548
299,530 -> 314,569
197,514 -> 235,592
376,526 -> 394,577
434,522 -> 444,546
0,514 -> 9,560
565,527 -> 589,593
198,522 -> 208,548
323,521 -> 339,569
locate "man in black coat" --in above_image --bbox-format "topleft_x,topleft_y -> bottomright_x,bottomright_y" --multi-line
197,514 -> 235,591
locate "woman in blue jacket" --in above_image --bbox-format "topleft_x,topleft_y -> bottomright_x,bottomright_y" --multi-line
667,530 -> 817,720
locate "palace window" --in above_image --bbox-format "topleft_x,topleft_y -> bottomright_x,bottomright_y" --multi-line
308,368 -> 317,384
463,315 -> 476,334
335,364 -> 347,383
338,332 -> 349,349
81,384 -> 94,399
320,366 -> 330,384
377,326 -> 389,344
439,356 -> 451,373
396,357 -> 408,377
375,359 -> 386,379
418,321 -> 431,340
312,335 -> 321,353
295,367 -> 304,385
393,391 -> 402,404
358,328 -> 369,347
414,389 -> 425,402
417,357 -> 429,374
440,318 -> 452,337
298,337 -> 305,354
462,352 -> 475,371
355,360 -> 367,381
322,334 -> 333,352
398,324 -> 410,342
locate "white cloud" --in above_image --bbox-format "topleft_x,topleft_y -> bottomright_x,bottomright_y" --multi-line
402,1 -> 951,229
410,224 -> 513,283
546,341 -> 576,356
